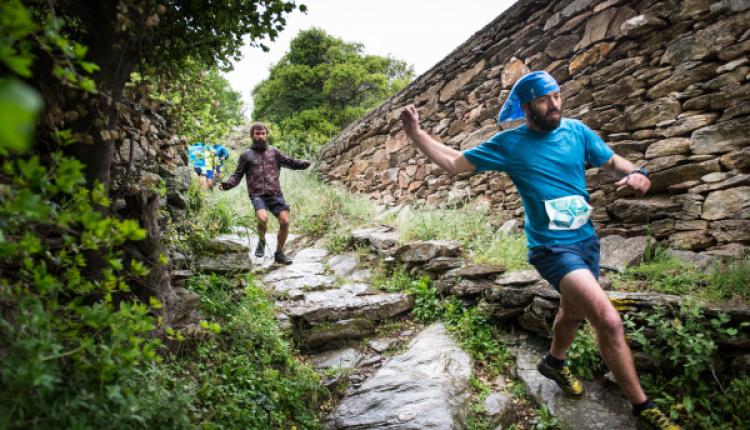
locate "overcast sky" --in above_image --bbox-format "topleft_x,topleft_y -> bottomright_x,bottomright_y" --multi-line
224,0 -> 517,117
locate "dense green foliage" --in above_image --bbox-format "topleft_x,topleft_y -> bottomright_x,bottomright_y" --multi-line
0,4 -> 180,425
0,1 -> 306,427
625,301 -> 750,429
252,27 -> 414,156
168,273 -> 325,428
0,131 -> 175,428
137,65 -> 245,144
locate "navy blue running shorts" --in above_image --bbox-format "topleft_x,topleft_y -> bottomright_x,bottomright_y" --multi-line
527,235 -> 600,291
249,194 -> 290,216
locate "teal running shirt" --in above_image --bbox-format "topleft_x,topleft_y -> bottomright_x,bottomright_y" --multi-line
463,118 -> 614,247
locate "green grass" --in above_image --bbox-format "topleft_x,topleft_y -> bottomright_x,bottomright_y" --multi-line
611,246 -> 750,302
397,203 -> 530,271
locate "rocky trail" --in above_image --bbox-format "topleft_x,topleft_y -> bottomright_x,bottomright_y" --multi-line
195,226 -> 668,430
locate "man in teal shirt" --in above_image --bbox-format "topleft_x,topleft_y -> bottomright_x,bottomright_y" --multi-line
400,71 -> 679,430
211,142 -> 230,182
188,142 -> 206,177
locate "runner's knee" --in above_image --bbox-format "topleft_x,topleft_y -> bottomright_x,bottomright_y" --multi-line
592,310 -> 624,340
561,311 -> 586,326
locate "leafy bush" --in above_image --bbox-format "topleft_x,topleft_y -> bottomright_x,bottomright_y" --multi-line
177,182 -> 251,251
324,220 -> 352,254
170,273 -> 326,429
442,297 -> 510,375
372,267 -> 417,293
0,141 -> 178,428
624,301 -> 750,429
566,324 -> 603,381
410,276 -> 441,323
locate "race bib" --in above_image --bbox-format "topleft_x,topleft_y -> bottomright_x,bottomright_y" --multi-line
545,195 -> 592,230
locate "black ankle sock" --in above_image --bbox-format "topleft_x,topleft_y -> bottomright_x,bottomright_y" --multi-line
545,353 -> 565,369
632,399 -> 656,414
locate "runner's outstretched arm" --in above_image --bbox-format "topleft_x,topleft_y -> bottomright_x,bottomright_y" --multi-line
400,105 -> 476,175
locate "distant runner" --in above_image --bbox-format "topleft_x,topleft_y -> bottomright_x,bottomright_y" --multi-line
219,122 -> 311,265
188,142 -> 206,177
212,142 -> 230,182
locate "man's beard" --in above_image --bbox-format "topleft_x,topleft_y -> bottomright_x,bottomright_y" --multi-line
252,137 -> 268,150
528,104 -> 562,131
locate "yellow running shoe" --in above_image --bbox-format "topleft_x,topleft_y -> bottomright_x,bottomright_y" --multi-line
536,356 -> 585,398
634,405 -> 682,430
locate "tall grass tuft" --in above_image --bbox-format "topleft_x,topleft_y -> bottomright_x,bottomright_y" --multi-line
398,202 -> 529,271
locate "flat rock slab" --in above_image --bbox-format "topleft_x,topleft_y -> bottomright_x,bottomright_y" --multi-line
327,252 -> 361,277
194,233 -> 254,273
278,283 -> 414,323
299,319 -> 376,348
295,248 -> 330,263
270,275 -> 338,292
352,226 -> 400,250
265,262 -> 326,282
495,270 -> 543,286
511,341 -> 635,430
600,235 -> 652,270
349,269 -> 372,281
263,258 -> 336,291
309,347 -> 363,371
394,240 -> 463,262
326,323 -> 472,430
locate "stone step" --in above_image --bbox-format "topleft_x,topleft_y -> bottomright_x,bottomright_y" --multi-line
277,283 -> 414,323
509,336 -> 636,430
264,262 -> 338,292
324,322 -> 472,430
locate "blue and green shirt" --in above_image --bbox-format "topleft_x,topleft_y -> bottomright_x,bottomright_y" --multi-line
463,118 -> 614,248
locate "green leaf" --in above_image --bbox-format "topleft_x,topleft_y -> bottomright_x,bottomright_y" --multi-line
79,61 -> 100,74
0,79 -> 43,155
119,219 -> 146,241
0,46 -> 34,77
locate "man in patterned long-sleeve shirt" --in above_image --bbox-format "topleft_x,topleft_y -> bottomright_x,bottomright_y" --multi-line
219,122 -> 311,264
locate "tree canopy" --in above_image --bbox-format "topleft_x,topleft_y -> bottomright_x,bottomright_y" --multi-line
142,64 -> 244,144
5,0 -> 302,191
251,27 -> 414,156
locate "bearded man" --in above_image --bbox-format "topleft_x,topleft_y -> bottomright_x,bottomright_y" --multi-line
219,122 -> 311,265
399,71 -> 680,430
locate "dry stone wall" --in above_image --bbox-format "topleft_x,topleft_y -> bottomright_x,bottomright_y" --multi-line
108,91 -> 201,346
319,0 -> 750,255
